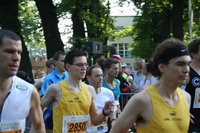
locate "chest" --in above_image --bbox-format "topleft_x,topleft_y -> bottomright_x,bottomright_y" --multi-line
0,92 -> 9,110
57,89 -> 91,115
0,90 -> 31,121
139,97 -> 190,132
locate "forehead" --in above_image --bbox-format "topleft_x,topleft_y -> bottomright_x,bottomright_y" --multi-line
91,67 -> 102,75
73,56 -> 87,63
168,55 -> 191,64
111,63 -> 119,67
0,38 -> 22,49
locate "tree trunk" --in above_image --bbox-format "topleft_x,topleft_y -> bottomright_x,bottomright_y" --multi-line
160,10 -> 171,41
86,0 -> 101,39
71,0 -> 86,49
0,0 -> 34,82
34,0 -> 64,59
172,0 -> 184,40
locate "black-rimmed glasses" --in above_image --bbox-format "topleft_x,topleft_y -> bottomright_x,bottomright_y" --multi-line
72,63 -> 88,68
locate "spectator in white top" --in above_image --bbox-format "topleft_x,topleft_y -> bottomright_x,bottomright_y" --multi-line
131,59 -> 158,92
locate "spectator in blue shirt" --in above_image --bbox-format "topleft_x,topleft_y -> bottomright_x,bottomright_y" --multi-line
40,50 -> 68,133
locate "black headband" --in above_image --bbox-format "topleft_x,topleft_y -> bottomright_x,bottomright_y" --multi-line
157,45 -> 190,64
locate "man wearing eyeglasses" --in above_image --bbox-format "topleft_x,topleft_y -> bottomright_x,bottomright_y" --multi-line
41,49 -> 114,133
40,50 -> 68,133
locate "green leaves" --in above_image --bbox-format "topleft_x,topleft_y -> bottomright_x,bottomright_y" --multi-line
19,0 -> 45,49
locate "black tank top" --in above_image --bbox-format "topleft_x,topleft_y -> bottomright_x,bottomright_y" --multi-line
185,67 -> 200,129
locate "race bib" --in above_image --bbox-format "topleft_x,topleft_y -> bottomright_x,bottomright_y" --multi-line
0,120 -> 24,133
0,130 -> 21,133
193,87 -> 200,108
62,115 -> 88,133
88,119 -> 108,133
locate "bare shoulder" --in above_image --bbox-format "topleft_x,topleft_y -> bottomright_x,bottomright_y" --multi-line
130,90 -> 151,106
85,84 -> 95,92
30,86 -> 41,108
47,82 -> 62,94
181,89 -> 191,100
31,86 -> 40,101
180,89 -> 191,107
85,84 -> 96,97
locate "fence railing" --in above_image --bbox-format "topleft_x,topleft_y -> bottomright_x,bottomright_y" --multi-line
119,93 -> 134,111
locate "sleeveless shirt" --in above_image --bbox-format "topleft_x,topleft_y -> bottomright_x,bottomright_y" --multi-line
102,78 -> 120,105
137,85 -> 190,133
53,81 -> 91,133
0,76 -> 33,133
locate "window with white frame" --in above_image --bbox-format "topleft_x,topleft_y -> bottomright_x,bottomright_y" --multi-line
113,43 -> 132,58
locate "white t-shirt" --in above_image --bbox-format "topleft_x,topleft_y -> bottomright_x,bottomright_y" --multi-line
0,76 -> 33,133
132,75 -> 158,91
87,87 -> 116,133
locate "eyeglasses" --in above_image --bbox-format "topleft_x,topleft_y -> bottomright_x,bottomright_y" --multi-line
72,63 -> 88,68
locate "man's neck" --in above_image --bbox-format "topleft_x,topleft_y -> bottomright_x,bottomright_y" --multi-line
105,76 -> 114,83
94,87 -> 101,94
67,77 -> 82,89
0,77 -> 12,92
55,68 -> 64,75
156,79 -> 178,100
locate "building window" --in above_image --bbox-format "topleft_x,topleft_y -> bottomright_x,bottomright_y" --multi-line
113,43 -> 132,58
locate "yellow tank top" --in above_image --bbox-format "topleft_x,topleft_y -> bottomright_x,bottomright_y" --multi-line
53,81 -> 91,133
137,85 -> 190,133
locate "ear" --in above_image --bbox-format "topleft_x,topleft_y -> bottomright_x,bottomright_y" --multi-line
190,52 -> 196,58
158,64 -> 166,74
53,60 -> 56,67
87,75 -> 90,82
65,63 -> 70,71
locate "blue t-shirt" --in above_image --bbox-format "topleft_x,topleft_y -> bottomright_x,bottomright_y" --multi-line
39,69 -> 68,129
39,69 -> 68,97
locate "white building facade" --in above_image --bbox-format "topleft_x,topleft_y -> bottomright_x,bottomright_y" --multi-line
107,16 -> 134,67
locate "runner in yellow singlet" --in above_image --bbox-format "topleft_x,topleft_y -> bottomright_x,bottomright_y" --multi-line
41,49 -> 114,133
110,38 -> 192,133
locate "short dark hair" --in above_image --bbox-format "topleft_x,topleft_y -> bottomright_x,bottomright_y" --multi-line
96,58 -> 106,71
146,59 -> 154,74
188,38 -> 200,58
151,38 -> 189,77
86,65 -> 101,76
0,29 -> 20,45
46,58 -> 54,69
53,50 -> 66,61
104,58 -> 119,69
64,49 -> 87,65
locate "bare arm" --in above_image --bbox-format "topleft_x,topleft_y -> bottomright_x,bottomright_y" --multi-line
29,87 -> 45,133
181,89 -> 194,123
110,92 -> 147,133
181,89 -> 191,109
33,79 -> 43,92
40,83 -> 59,110
88,85 -> 114,125
109,91 -> 117,121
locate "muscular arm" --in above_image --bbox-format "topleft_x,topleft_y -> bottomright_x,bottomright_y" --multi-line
88,85 -> 114,125
29,87 -> 45,133
110,92 -> 148,133
40,84 -> 59,110
181,89 -> 191,109
33,79 -> 43,92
